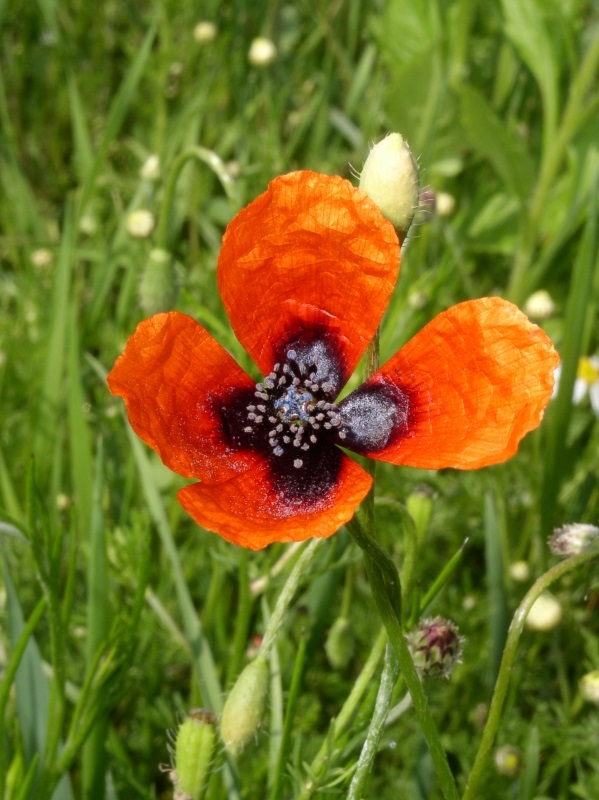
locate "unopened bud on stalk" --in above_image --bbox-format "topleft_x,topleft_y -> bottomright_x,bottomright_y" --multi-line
525,592 -> 562,631
549,523 -> 599,557
359,133 -> 420,239
126,209 -> 155,239
580,670 -> 599,704
173,709 -> 216,800
406,484 -> 433,539
220,657 -> 269,755
139,247 -> 178,314
494,745 -> 522,777
407,617 -> 463,679
325,617 -> 355,669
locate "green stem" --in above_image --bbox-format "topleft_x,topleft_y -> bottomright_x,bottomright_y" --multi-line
258,539 -> 324,659
155,146 -> 240,249
297,627 -> 388,800
348,516 -> 459,800
462,552 -> 599,800
347,643 -> 400,800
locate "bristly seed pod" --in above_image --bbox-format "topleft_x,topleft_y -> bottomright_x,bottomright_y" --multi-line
407,617 -> 463,679
173,709 -> 216,800
220,657 -> 269,755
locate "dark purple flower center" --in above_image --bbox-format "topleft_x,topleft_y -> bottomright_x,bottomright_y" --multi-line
244,351 -> 346,469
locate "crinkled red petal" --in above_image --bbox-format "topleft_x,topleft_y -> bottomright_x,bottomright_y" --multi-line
360,297 -> 559,469
107,312 -> 259,482
217,170 -> 399,384
177,454 -> 372,550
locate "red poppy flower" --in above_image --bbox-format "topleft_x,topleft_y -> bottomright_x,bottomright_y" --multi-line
108,171 -> 559,550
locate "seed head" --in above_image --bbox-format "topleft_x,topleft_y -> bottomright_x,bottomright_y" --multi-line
407,617 -> 463,679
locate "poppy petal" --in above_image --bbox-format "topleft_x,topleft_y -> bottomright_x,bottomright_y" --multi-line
341,298 -> 559,469
107,312 -> 260,482
177,453 -> 372,550
217,170 -> 400,385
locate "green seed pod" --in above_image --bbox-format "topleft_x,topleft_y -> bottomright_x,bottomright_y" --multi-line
139,247 -> 178,314
325,617 -> 355,670
359,133 -> 420,239
220,657 -> 269,755
173,709 -> 216,800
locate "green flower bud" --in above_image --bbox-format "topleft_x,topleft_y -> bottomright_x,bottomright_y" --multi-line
580,670 -> 599,704
359,133 -> 420,239
220,657 -> 269,755
139,247 -> 178,314
494,745 -> 522,777
406,484 -> 434,540
325,617 -> 355,670
525,592 -> 562,631
407,617 -> 463,679
173,709 -> 216,800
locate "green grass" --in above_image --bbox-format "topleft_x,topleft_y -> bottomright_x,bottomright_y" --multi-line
1,1 -> 599,798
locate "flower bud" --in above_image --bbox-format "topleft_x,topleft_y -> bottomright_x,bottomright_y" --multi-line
435,191 -> 455,217
407,617 -> 463,679
406,484 -> 433,539
140,154 -> 160,181
248,37 -> 277,67
580,670 -> 599,704
525,592 -> 562,631
359,134 -> 419,239
139,247 -> 178,314
494,745 -> 522,777
173,709 -> 216,800
549,523 -> 599,557
126,209 -> 155,239
193,21 -> 217,45
524,289 -> 555,321
509,560 -> 530,582
325,617 -> 355,670
220,657 -> 269,755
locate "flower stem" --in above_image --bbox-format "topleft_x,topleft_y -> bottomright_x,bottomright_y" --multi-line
462,551 -> 599,800
348,515 -> 460,800
297,626 -> 388,800
155,146 -> 240,250
258,539 -> 323,659
347,643 -> 400,800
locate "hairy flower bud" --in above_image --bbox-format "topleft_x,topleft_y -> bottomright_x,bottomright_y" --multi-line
220,657 -> 269,755
359,133 -> 420,238
173,709 -> 216,800
549,523 -> 599,557
407,617 -> 463,679
325,617 -> 355,669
